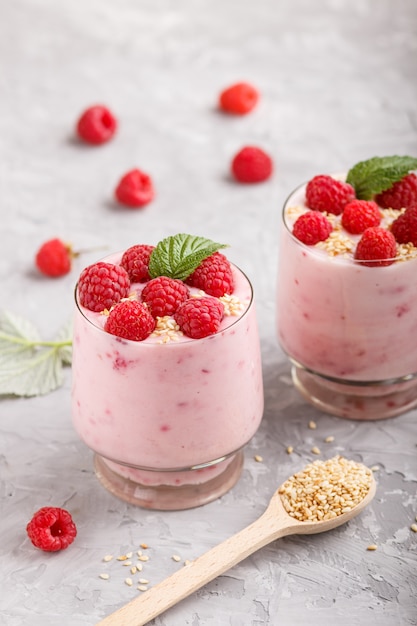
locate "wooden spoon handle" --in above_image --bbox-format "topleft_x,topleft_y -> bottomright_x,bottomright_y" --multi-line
96,505 -> 294,626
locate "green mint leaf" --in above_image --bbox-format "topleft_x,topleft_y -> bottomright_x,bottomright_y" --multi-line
346,155 -> 417,200
148,233 -> 228,280
0,310 -> 72,397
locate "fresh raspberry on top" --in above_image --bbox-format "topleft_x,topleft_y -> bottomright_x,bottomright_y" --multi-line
26,507 -> 77,552
306,175 -> 355,215
78,262 -> 130,312
104,300 -> 155,341
35,238 -> 72,277
390,205 -> 417,246
76,105 -> 117,145
219,82 -> 259,115
115,169 -> 155,208
120,244 -> 155,282
174,296 -> 224,339
354,227 -> 397,267
375,173 -> 417,210
186,252 -> 234,297
292,211 -> 333,245
231,146 -> 273,183
341,200 -> 381,234
141,276 -> 190,318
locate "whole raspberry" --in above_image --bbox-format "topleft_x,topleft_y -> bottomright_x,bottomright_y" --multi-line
115,169 -> 154,208
104,300 -> 155,341
174,296 -> 224,339
231,146 -> 273,183
76,105 -> 117,145
141,276 -> 190,318
219,82 -> 259,115
186,252 -> 234,297
375,173 -> 417,210
292,211 -> 333,245
120,244 -> 155,282
341,200 -> 381,234
26,507 -> 77,552
306,175 -> 355,215
390,205 -> 417,245
354,227 -> 397,267
35,238 -> 72,277
78,262 -> 131,312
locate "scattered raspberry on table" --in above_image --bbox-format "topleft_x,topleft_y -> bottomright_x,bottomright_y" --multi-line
35,238 -> 72,277
115,169 -> 155,208
219,82 -> 259,115
231,146 -> 273,183
76,105 -> 117,145
26,507 -> 77,552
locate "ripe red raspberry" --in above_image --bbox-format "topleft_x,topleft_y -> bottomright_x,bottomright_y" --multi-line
186,252 -> 234,297
141,276 -> 190,318
219,82 -> 259,115
292,211 -> 333,245
231,146 -> 273,183
120,244 -> 155,282
26,507 -> 77,552
375,173 -> 417,210
115,169 -> 154,208
78,262 -> 131,312
341,200 -> 381,234
76,105 -> 117,145
35,238 -> 72,277
104,300 -> 155,341
174,296 -> 224,339
306,175 -> 355,215
354,227 -> 397,267
390,205 -> 417,245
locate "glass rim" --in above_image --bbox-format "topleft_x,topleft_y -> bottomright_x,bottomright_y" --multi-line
281,179 -> 417,265
74,261 -> 255,346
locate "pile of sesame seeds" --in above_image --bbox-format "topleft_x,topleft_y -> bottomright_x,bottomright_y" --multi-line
278,455 -> 373,522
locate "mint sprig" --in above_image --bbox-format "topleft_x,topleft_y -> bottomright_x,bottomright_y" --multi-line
0,310 -> 72,397
148,233 -> 228,280
346,155 -> 417,200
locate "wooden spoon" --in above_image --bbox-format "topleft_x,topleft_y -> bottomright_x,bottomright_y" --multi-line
96,470 -> 376,626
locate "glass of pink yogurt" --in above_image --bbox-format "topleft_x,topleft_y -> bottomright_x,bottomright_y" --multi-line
277,173 -> 417,420
72,241 -> 264,510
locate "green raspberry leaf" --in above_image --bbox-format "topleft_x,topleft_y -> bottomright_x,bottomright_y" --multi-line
346,155 -> 417,200
148,233 -> 228,281
0,310 -> 72,397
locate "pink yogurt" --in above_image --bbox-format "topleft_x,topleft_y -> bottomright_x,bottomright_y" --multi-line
72,254 -> 264,487
277,180 -> 417,383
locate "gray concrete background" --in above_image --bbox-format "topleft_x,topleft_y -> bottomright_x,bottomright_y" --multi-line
1,0 -> 416,624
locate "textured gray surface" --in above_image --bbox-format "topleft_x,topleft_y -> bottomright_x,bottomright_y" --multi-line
1,0 -> 417,624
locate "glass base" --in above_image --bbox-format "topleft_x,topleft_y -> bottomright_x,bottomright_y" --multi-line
93,450 -> 244,510
292,365 -> 417,420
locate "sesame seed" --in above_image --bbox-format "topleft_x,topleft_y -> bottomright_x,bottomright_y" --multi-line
278,456 -> 373,523
308,420 -> 317,430
125,578 -> 133,586
138,578 -> 149,585
135,563 -> 143,571
311,446 -> 321,455
411,524 -> 417,533
172,554 -> 181,562
102,555 -> 113,562
254,455 -> 263,462
367,544 -> 378,551
140,543 -> 149,549
138,555 -> 149,562
122,560 -> 132,566
324,436 -> 334,443
99,573 -> 110,580
371,465 -> 380,472
126,552 -> 133,558
130,566 -> 137,575
137,585 -> 148,592
286,446 -> 294,454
